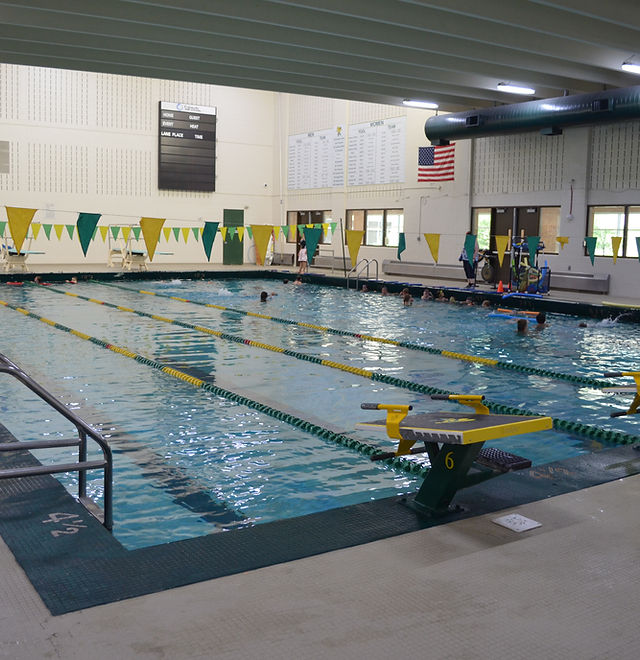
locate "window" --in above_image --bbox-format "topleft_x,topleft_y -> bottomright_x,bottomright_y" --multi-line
471,208 -> 491,250
346,209 -> 404,247
287,210 -> 333,244
588,206 -> 640,258
539,207 -> 560,255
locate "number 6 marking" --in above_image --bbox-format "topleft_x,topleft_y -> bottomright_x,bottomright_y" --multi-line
445,451 -> 454,470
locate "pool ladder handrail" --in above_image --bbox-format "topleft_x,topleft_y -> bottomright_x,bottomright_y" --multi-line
0,353 -> 113,531
346,258 -> 379,289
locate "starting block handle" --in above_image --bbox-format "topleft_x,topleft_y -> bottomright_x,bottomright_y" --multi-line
604,372 -> 640,417
360,402 -> 413,450
604,372 -> 624,378
429,394 -> 490,415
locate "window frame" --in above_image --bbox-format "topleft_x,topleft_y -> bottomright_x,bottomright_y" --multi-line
587,205 -> 640,259
345,208 -> 404,247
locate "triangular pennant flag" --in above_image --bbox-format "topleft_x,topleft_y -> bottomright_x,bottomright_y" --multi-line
526,236 -> 540,258
99,226 -> 109,242
290,224 -> 297,239
54,224 -> 64,240
330,222 -> 337,233
43,224 -> 52,240
556,236 -> 569,250
495,235 -> 510,267
346,229 -> 364,267
132,226 -> 142,241
584,236 -> 597,266
228,227 -> 237,239
76,212 -> 101,256
31,223 -> 41,240
92,228 -> 98,240
121,226 -> 131,243
237,227 -> 245,242
172,227 -> 180,242
181,227 -> 190,243
464,233 -> 477,263
273,226 -> 281,240
397,232 -> 406,260
140,217 -> 165,261
322,223 -> 330,234
245,226 -> 253,240
110,226 -> 121,240
219,226 -> 228,241
5,207 -> 37,253
162,227 -> 171,242
611,236 -> 622,264
65,225 -> 75,239
0,220 -> 6,237
251,225 -> 273,265
304,227 -> 322,264
306,223 -> 314,229
202,222 -> 219,261
281,225 -> 289,238
424,233 -> 440,263
191,227 -> 199,242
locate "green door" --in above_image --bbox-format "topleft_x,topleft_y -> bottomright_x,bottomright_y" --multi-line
223,209 -> 244,265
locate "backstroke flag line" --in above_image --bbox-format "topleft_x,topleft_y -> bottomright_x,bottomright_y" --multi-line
418,143 -> 455,182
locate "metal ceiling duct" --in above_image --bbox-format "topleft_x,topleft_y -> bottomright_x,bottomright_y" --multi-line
425,85 -> 640,145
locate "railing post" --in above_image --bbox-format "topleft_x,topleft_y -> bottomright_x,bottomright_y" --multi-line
78,429 -> 87,499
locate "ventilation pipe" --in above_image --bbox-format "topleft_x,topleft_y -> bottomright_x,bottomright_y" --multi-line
425,85 -> 640,145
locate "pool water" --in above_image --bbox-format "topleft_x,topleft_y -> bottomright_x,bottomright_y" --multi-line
1,277 -> 638,549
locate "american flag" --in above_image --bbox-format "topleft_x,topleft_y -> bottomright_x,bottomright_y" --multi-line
418,143 -> 455,182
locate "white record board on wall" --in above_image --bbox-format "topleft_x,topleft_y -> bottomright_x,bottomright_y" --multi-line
287,126 -> 345,190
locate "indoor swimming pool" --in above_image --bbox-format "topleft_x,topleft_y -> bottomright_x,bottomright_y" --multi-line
1,276 -> 639,550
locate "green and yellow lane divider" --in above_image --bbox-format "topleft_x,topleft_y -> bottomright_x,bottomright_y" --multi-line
93,280 -> 613,390
20,286 -> 640,448
0,297 -> 434,478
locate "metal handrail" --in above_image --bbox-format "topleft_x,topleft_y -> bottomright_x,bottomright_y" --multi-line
346,258 -> 379,289
0,353 -> 113,530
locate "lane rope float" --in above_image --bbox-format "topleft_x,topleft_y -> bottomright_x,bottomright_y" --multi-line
22,287 -> 640,449
93,280 -> 614,390
0,298 -> 432,478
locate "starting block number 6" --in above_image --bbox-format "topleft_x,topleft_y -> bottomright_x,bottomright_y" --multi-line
445,451 -> 455,470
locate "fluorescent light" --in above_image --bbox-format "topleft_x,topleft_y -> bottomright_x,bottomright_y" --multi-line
622,62 -> 640,74
497,83 -> 535,95
403,99 -> 439,109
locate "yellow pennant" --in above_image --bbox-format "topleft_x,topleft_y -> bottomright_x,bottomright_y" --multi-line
162,227 -> 171,242
5,206 -> 37,254
423,233 -> 440,263
611,236 -> 622,264
121,226 -> 131,243
219,226 -> 228,241
322,223 -> 330,234
495,235 -> 510,266
54,224 -> 64,240
181,227 -> 190,243
140,217 -> 165,261
32,223 -> 41,240
556,236 -> 569,250
99,226 -> 109,242
237,227 -> 245,242
346,229 -> 364,267
251,225 -> 273,265
290,224 -> 297,239
273,225 -> 281,240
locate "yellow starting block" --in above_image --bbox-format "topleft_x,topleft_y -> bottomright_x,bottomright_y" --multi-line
358,394 -> 553,515
603,371 -> 640,417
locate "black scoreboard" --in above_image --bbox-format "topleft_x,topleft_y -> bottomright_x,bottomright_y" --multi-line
158,101 -> 216,192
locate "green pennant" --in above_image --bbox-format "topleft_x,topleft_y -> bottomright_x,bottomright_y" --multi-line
303,227 -> 323,263
463,233 -> 477,262
397,232 -> 406,261
202,222 -> 219,261
526,236 -> 540,258
229,227 -> 237,239
110,226 -> 120,240
330,222 -> 337,233
65,224 -> 75,239
298,225 -> 306,238
246,226 -> 253,240
584,236 -> 597,265
0,221 -> 6,237
76,213 -> 101,256
43,224 -> 52,239
281,225 -> 289,238
172,227 -> 180,241
132,226 -> 141,240
191,227 -> 199,241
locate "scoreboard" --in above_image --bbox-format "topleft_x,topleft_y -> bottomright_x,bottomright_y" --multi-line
158,101 -> 216,191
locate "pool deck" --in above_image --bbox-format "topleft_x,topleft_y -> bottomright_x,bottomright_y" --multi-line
2,265 -> 640,658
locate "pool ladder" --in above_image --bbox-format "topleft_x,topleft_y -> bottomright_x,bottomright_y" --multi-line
347,258 -> 379,290
0,354 -> 113,530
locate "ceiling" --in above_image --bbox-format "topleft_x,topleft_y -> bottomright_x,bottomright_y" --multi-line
0,0 -> 639,112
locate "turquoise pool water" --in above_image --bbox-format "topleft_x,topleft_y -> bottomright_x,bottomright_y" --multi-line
1,278 -> 638,549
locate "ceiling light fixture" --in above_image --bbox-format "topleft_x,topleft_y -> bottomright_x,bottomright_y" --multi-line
497,83 -> 535,95
403,99 -> 439,109
622,62 -> 640,74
